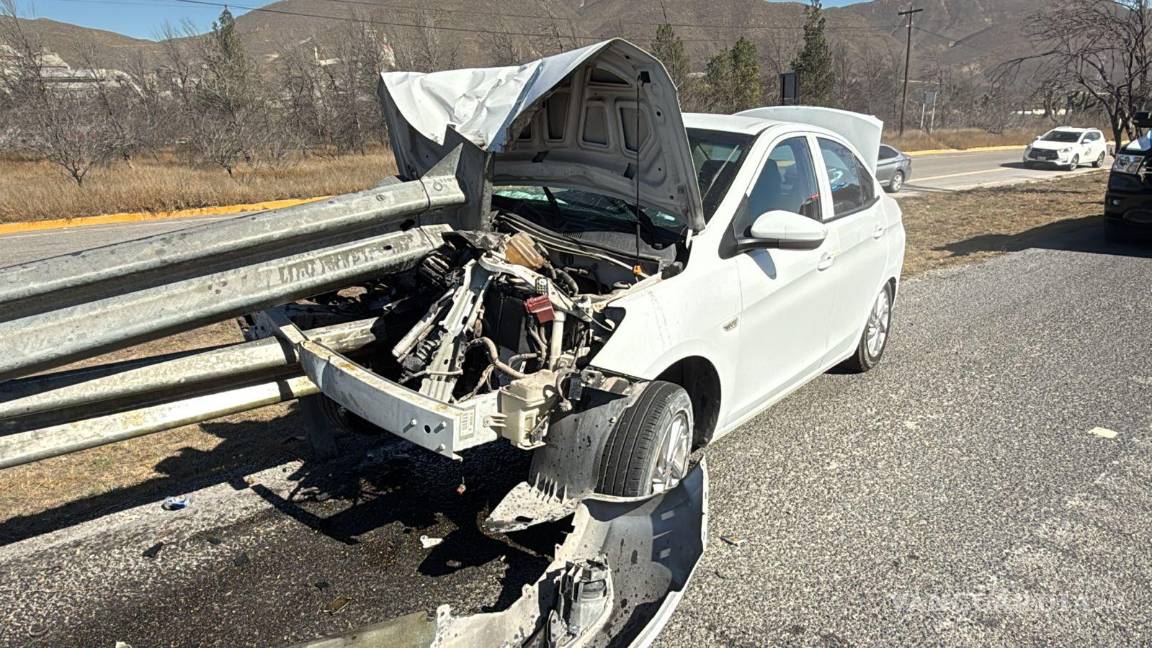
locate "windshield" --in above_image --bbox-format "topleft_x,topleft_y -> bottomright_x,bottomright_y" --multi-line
1042,131 -> 1081,143
688,128 -> 754,220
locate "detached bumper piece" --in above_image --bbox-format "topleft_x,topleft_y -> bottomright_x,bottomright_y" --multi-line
293,461 -> 708,648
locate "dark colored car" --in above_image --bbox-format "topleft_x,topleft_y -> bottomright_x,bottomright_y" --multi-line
1104,113 -> 1152,241
876,144 -> 912,193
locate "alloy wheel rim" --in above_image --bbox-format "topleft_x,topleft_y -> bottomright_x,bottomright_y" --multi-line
892,172 -> 903,191
651,411 -> 691,494
865,289 -> 891,359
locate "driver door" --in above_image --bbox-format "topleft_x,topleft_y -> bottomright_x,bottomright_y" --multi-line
728,135 -> 840,420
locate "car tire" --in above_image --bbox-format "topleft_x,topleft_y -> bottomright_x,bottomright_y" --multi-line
596,380 -> 693,497
1067,155 -> 1080,171
1092,152 -> 1106,168
840,282 -> 894,373
886,170 -> 905,193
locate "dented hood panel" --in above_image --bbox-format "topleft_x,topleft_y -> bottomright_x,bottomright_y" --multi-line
379,39 -> 706,232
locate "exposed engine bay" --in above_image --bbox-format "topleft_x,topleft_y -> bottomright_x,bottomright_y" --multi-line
273,215 -> 655,455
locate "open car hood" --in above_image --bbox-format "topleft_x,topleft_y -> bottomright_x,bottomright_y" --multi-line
737,106 -> 884,172
379,39 -> 706,232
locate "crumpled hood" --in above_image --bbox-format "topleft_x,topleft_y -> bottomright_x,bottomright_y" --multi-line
379,39 -> 705,232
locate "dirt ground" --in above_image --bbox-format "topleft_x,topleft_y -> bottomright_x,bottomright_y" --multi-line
0,152 -> 397,224
0,171 -> 1111,538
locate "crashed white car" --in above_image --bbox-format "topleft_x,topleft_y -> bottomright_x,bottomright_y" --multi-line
0,40 -> 904,647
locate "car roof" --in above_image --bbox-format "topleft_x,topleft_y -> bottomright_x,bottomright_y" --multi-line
1048,127 -> 1094,133
683,113 -> 783,135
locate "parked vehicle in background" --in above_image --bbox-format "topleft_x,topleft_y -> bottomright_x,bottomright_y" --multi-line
876,144 -> 912,193
1023,127 -> 1108,171
1105,113 -> 1152,242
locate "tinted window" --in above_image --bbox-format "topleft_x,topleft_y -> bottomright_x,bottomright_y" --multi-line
1042,130 -> 1080,143
878,145 -> 899,160
742,137 -> 822,231
818,138 -> 876,218
687,128 -> 754,221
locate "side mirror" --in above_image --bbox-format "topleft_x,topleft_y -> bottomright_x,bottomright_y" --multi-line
736,210 -> 827,252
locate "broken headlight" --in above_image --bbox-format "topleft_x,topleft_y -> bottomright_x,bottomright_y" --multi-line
1113,153 -> 1146,175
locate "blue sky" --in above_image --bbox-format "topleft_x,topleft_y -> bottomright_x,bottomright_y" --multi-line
18,0 -> 867,40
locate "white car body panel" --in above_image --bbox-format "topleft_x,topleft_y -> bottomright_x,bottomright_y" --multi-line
591,115 -> 905,441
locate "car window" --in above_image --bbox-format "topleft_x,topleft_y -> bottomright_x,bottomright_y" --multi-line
878,145 -> 899,160
1042,130 -> 1080,143
737,137 -> 822,233
817,138 -> 876,218
687,128 -> 754,222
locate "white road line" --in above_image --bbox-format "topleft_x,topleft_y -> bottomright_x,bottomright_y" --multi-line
915,168 -> 1016,182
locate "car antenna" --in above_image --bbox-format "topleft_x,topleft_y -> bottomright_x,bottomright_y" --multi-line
633,70 -> 651,281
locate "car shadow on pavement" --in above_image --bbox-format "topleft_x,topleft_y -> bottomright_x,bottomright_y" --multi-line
935,214 -> 1152,260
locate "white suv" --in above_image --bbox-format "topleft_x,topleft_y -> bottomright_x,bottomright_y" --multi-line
1024,127 -> 1109,170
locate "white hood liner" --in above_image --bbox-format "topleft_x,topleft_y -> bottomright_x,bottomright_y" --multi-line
737,106 -> 884,172
379,39 -> 705,231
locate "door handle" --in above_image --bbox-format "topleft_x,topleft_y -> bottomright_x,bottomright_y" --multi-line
817,252 -> 835,271
872,224 -> 886,239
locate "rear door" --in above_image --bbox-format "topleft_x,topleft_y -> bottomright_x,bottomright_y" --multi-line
729,135 -> 839,419
813,136 -> 890,359
875,145 -> 900,184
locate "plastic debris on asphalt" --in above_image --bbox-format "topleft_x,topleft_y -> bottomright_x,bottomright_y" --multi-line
142,542 -> 165,559
720,535 -> 746,547
326,596 -> 351,614
420,535 -> 443,549
1089,426 -> 1119,439
161,495 -> 190,511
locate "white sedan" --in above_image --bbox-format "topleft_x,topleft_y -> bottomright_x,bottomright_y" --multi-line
1024,127 -> 1109,170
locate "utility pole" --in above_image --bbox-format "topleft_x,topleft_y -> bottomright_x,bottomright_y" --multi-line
898,6 -> 923,137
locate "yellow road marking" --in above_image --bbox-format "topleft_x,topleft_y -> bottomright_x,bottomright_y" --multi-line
0,196 -> 330,236
904,145 -> 1023,157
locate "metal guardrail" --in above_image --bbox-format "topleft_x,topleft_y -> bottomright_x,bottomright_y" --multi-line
0,149 -> 466,382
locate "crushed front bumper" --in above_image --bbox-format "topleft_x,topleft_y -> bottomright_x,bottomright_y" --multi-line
293,460 -> 708,648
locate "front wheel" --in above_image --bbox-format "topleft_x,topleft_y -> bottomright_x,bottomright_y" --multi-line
840,283 -> 894,373
1092,152 -> 1106,168
596,381 -> 693,497
1066,155 -> 1080,171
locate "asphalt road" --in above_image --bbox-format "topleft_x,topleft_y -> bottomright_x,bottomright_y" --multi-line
902,148 -> 1107,194
1,215 -> 1149,647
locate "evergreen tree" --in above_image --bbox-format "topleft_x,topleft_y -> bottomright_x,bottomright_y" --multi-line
651,22 -> 689,90
705,37 -> 763,113
790,0 -> 835,106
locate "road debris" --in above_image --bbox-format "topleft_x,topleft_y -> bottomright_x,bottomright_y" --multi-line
161,495 -> 190,510
446,559 -> 463,569
1089,427 -> 1119,439
232,551 -> 251,567
325,596 -> 351,614
419,535 -> 443,549
142,542 -> 164,559
720,535 -> 747,547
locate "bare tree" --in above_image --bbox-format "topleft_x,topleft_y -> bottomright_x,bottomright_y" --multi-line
1,0 -> 120,185
1003,0 -> 1151,149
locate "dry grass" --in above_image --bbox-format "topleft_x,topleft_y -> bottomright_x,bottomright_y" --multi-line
0,172 -> 1110,538
0,152 -> 398,224
887,128 -> 1041,152
900,172 -> 1108,277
